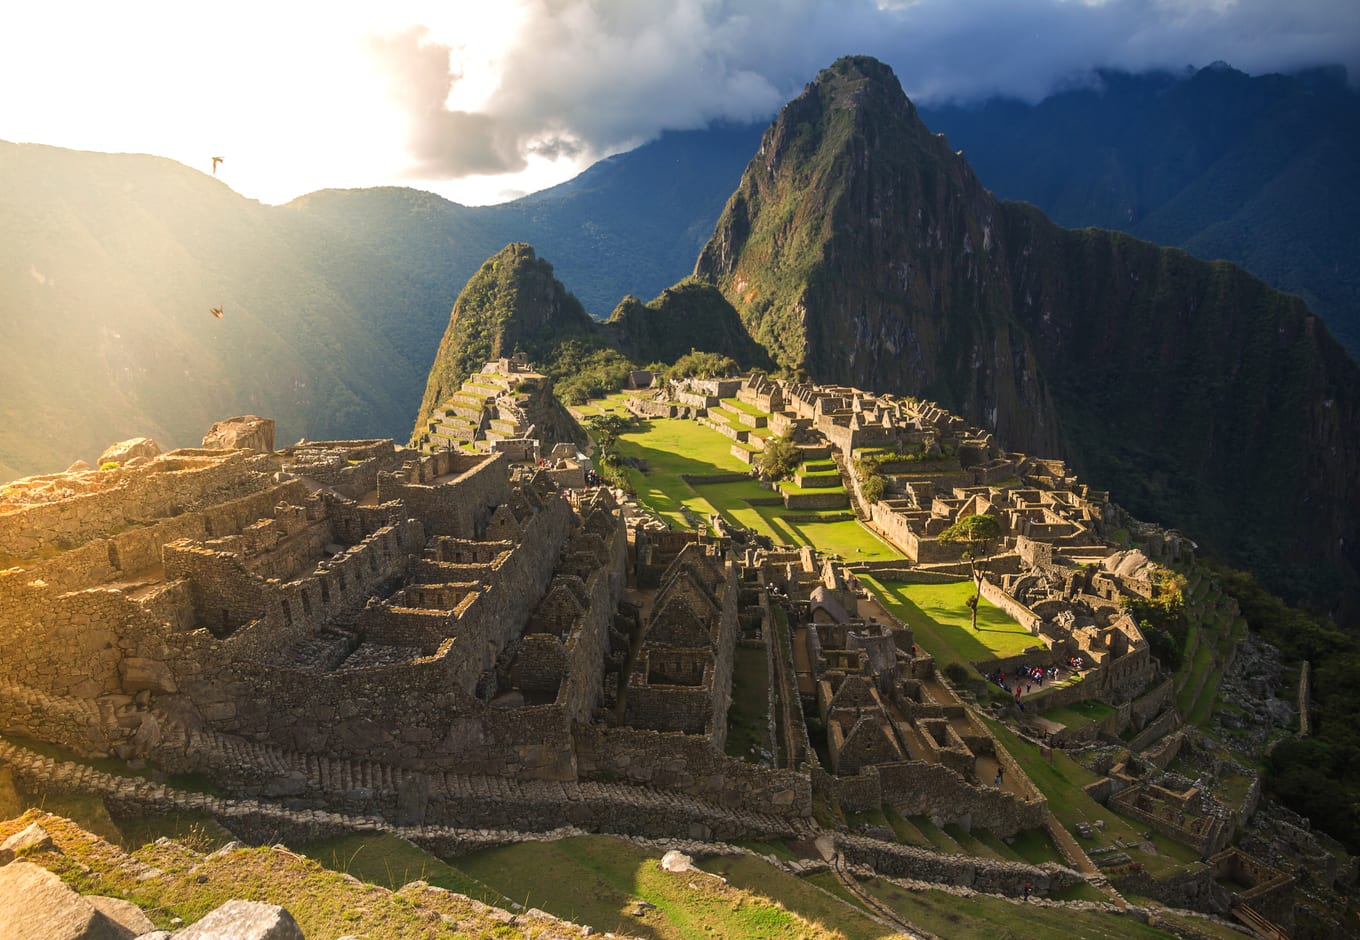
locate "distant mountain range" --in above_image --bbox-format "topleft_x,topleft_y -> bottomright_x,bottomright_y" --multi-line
3,58 -> 1358,617
920,62 -> 1360,356
0,126 -> 758,481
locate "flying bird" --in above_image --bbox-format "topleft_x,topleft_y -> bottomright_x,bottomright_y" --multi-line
209,306 -> 223,319
211,156 -> 224,175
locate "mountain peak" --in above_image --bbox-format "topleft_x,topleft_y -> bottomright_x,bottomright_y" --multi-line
694,57 -> 1360,613
411,243 -> 594,439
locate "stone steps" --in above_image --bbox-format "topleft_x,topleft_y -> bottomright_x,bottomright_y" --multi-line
1,730 -> 807,847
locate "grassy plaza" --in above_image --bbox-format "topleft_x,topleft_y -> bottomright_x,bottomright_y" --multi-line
591,405 -> 904,561
859,576 -> 1042,666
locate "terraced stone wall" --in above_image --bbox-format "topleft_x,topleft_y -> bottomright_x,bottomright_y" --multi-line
575,725 -> 812,818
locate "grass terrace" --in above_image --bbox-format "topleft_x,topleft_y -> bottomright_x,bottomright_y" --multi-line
458,834 -> 882,939
852,878 -> 1181,940
983,718 -> 1203,877
597,409 -> 904,561
1038,699 -> 1118,732
860,577 -> 1040,669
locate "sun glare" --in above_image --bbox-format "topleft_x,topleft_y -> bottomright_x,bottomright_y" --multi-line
0,3 -> 550,205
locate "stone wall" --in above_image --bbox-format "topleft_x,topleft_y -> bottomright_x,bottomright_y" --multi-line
0,451 -> 270,556
783,489 -> 849,511
829,759 -> 1047,836
979,580 -> 1041,633
837,832 -> 1084,894
376,453 -> 510,539
574,725 -> 811,818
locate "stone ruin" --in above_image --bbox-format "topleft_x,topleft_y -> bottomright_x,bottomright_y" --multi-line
0,419 -> 822,844
413,353 -> 581,460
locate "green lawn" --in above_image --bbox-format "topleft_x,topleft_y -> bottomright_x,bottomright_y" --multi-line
1040,699 -> 1118,732
606,413 -> 902,560
457,835 -> 869,939
861,577 -> 1040,667
719,397 -> 767,417
756,507 -> 902,561
300,833 -> 507,906
698,854 -> 895,940
983,718 -> 1203,876
856,878 -> 1180,939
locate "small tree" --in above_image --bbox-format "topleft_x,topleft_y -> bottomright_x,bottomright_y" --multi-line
938,513 -> 1003,630
755,434 -> 800,481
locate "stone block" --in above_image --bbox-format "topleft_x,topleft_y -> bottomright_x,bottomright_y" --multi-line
202,416 -> 276,453
98,437 -> 161,467
175,900 -> 303,939
1,821 -> 55,857
87,897 -> 155,936
0,861 -> 135,939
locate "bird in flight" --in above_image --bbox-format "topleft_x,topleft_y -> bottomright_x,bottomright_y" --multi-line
209,306 -> 224,319
211,156 -> 224,175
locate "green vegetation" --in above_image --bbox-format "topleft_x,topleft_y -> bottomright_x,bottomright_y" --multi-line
607,278 -> 772,371
983,718 -> 1201,876
726,645 -> 772,761
664,349 -> 738,380
413,243 -> 600,435
697,853 -> 895,940
458,835 -> 855,939
606,412 -> 901,560
301,832 -> 507,906
754,434 -> 800,481
1124,570 -> 1188,670
547,341 -> 636,405
862,577 -> 1038,667
1040,699 -> 1117,732
937,514 -> 1003,632
1,810 -> 532,937
853,877 -> 1180,939
1212,564 -> 1360,853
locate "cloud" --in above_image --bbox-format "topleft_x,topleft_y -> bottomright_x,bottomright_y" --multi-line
371,0 -> 1360,181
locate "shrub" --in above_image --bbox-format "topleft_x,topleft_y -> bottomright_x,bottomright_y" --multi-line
755,435 -> 800,481
665,350 -> 738,380
99,461 -> 120,471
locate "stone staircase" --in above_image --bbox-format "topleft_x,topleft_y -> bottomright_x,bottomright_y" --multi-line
1,728 -> 807,844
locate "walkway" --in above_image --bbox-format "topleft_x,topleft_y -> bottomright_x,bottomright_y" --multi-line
1044,815 -> 1127,909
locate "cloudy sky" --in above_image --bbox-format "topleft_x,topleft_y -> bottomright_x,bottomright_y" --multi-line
3,1 -> 1357,205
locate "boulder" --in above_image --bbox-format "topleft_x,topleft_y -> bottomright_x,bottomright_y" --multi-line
1,821 -> 55,859
98,438 -> 161,467
201,416 -> 276,454
65,459 -> 94,473
660,850 -> 695,873
87,897 -> 155,936
174,900 -> 303,939
0,861 -> 134,939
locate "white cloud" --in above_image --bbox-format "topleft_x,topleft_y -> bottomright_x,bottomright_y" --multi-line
370,0 -> 1360,190
2,0 -> 1355,203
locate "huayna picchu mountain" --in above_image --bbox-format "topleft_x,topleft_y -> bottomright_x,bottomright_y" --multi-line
412,243 -> 597,439
695,55 -> 1360,618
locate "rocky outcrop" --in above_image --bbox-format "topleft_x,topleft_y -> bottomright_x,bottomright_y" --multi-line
696,55 -> 1360,618
0,861 -> 135,940
202,416 -> 276,453
413,244 -> 598,438
175,901 -> 303,940
98,437 -> 160,467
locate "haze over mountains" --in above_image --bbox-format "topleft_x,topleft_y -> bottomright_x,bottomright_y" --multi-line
0,126 -> 753,482
3,56 -> 1358,618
